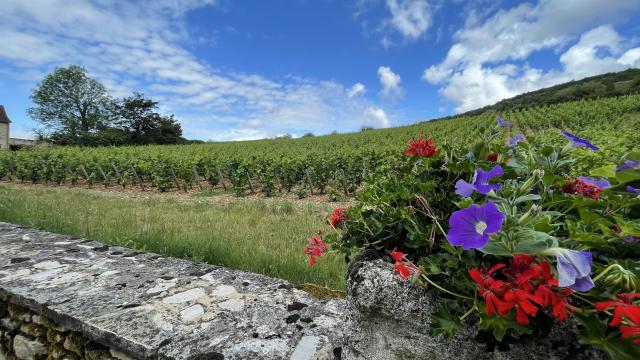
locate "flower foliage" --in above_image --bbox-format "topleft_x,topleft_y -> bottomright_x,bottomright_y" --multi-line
306,116 -> 640,357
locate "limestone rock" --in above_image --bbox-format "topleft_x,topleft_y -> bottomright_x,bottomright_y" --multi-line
13,334 -> 47,360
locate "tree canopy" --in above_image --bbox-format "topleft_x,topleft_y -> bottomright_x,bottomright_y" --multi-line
28,65 -> 185,146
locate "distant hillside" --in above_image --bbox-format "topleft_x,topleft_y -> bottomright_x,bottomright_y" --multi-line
460,68 -> 640,117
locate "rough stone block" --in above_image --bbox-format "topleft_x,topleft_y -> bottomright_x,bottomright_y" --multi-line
13,334 -> 46,360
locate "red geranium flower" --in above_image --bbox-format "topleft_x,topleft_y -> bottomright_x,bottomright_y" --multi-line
503,289 -> 543,325
405,137 -> 436,158
469,264 -> 513,316
596,293 -> 640,344
390,248 -> 419,280
488,152 -> 498,163
619,325 -> 640,344
470,255 -> 575,325
329,207 -> 347,227
595,293 -> 640,327
303,231 -> 328,265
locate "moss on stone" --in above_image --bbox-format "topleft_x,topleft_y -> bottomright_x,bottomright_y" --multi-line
63,333 -> 85,356
296,283 -> 346,299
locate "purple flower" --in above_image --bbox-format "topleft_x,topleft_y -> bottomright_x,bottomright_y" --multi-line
455,165 -> 504,197
546,248 -> 594,292
578,176 -> 611,189
447,200 -> 504,250
561,131 -> 599,150
628,186 -> 640,195
624,236 -> 640,244
496,115 -> 511,128
508,134 -> 525,148
616,160 -> 640,173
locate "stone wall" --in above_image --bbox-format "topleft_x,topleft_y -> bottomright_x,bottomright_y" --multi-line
0,222 -> 606,360
0,299 -> 127,360
0,222 -> 344,359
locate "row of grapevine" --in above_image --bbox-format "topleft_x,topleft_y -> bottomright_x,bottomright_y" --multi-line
1,95 -> 638,196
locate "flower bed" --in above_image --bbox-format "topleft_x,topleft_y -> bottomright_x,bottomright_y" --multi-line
306,116 -> 640,359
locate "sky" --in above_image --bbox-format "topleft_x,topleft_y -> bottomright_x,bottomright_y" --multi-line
0,0 -> 639,141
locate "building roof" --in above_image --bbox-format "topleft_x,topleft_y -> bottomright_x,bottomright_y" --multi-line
0,105 -> 10,124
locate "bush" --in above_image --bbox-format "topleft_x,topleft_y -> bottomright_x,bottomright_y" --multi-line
307,116 -> 640,358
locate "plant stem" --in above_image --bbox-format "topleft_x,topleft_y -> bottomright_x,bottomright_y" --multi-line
459,306 -> 476,321
572,292 -> 612,316
592,263 -> 625,283
421,274 -> 473,300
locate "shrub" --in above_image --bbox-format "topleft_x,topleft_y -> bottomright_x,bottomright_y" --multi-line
306,116 -> 640,358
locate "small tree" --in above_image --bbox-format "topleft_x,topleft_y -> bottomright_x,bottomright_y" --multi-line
28,65 -> 115,144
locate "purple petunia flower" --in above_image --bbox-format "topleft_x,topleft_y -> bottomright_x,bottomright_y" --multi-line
508,134 -> 525,148
628,186 -> 640,195
496,115 -> 511,128
561,131 -> 599,150
545,248 -> 594,292
616,160 -> 640,173
447,200 -> 504,250
455,165 -> 504,197
624,236 -> 640,244
578,176 -> 611,189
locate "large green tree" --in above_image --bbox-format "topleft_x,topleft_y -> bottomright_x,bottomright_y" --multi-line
116,93 -> 184,145
28,65 -> 115,143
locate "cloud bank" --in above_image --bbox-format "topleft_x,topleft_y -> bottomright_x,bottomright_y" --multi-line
0,0 -> 391,140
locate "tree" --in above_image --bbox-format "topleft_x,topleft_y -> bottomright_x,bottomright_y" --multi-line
116,93 -> 184,144
28,65 -> 115,144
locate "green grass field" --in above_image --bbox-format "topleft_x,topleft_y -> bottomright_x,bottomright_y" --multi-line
0,183 -> 346,290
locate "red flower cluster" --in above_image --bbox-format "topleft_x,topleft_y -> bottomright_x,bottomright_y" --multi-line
390,248 -> 420,279
562,178 -> 604,199
487,152 -> 498,163
303,231 -> 328,265
405,137 -> 436,158
469,255 -> 574,325
329,207 -> 347,227
596,293 -> 640,344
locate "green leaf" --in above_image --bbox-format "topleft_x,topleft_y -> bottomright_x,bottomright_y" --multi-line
542,171 -> 557,187
479,313 -> 531,342
590,164 -> 616,179
514,194 -> 541,204
541,145 -> 555,157
429,301 -> 463,340
616,169 -> 640,184
513,229 -> 558,254
575,313 -> 640,360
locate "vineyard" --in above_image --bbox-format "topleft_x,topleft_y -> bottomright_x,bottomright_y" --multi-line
1,94 -> 639,198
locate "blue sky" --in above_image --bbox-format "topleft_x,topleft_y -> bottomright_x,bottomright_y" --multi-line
1,0 -> 639,141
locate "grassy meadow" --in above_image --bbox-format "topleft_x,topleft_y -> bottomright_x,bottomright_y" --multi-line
0,183 -> 346,290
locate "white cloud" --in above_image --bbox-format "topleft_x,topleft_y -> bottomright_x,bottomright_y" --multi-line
385,0 -> 432,40
378,66 -> 404,99
348,83 -> 367,97
353,0 -> 433,47
0,0 -> 388,140
423,0 -> 640,112
365,107 -> 391,128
